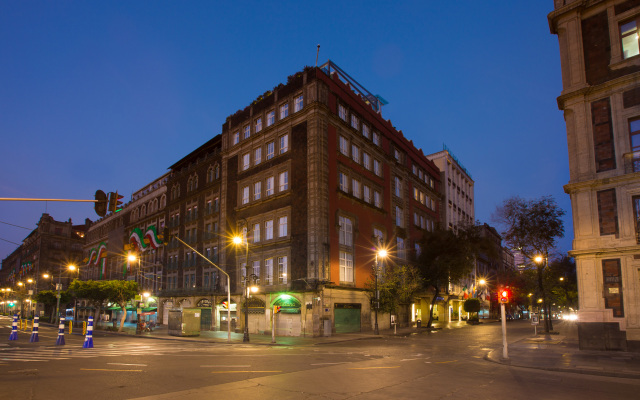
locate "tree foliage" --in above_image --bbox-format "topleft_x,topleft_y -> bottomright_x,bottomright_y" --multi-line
102,280 -> 139,332
463,298 -> 481,319
493,195 -> 566,332
493,195 -> 565,260
366,265 -> 422,316
416,223 -> 494,328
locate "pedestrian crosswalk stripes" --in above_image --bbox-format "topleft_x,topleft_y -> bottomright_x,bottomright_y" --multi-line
0,342 -> 199,363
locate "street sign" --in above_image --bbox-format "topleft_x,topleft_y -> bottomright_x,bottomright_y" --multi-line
531,314 -> 539,325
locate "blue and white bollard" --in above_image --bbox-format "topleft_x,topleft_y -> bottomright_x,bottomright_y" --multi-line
55,317 -> 65,346
9,314 -> 18,340
82,316 -> 94,348
29,316 -> 39,342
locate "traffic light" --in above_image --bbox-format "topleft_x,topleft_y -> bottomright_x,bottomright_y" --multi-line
8,301 -> 15,308
107,191 -> 124,213
273,306 -> 281,314
499,288 -> 511,304
94,190 -> 107,217
161,228 -> 173,245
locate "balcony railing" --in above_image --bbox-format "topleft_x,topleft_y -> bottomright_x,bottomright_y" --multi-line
623,151 -> 640,174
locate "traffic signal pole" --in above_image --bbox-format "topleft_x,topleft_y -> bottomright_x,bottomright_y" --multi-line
501,302 -> 508,360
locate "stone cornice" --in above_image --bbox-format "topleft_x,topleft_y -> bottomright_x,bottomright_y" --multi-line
569,244 -> 640,257
564,170 -> 640,193
556,69 -> 640,110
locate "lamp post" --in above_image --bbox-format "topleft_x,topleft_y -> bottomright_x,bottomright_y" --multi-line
534,255 -> 552,333
373,242 -> 387,335
233,227 -> 254,343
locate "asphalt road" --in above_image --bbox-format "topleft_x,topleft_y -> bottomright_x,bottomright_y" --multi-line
1,317 -> 639,399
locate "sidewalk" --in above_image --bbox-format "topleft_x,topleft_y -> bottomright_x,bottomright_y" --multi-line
486,321 -> 640,379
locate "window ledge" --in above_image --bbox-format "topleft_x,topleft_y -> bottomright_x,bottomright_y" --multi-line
610,55 -> 640,71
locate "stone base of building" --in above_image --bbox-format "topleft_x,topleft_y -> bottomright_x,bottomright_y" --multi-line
578,322 -> 628,351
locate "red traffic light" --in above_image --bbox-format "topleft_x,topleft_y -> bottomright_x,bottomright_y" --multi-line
274,306 -> 281,314
499,288 -> 511,304
107,191 -> 124,213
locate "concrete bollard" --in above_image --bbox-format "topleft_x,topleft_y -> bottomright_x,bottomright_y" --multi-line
55,317 -> 65,346
82,316 -> 94,348
29,316 -> 39,342
9,314 -> 18,340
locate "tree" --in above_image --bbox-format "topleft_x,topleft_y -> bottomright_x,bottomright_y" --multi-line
463,298 -> 481,322
493,195 -> 565,332
69,279 -> 109,323
366,265 -> 422,319
416,223 -> 491,328
546,256 -> 578,311
101,280 -> 139,332
34,289 -> 71,322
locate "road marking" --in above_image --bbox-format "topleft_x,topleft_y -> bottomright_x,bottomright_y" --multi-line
200,365 -> 251,368
400,359 -> 420,361
310,362 -> 349,365
211,371 -> 282,373
434,360 -> 458,364
347,366 -> 400,370
81,368 -> 143,372
107,363 -> 148,366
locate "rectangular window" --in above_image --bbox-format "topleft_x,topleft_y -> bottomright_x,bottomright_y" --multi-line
279,171 -> 289,191
267,142 -> 275,160
280,103 -> 289,119
242,186 -> 249,205
621,20 -> 640,59
252,260 -> 260,282
338,172 -> 349,192
634,195 -> 640,243
279,216 -> 288,237
232,131 -> 240,145
397,237 -> 406,260
254,148 -> 262,165
240,263 -> 246,279
339,215 -> 353,247
255,117 -> 262,132
351,114 -> 359,130
254,181 -> 262,201
362,124 -> 370,139
242,153 -> 250,171
351,144 -> 360,163
339,251 -> 353,282
266,176 -> 274,196
591,98 -> 616,172
395,206 -> 403,227
374,191 -> 381,208
374,159 -> 382,176
338,104 -> 347,121
243,125 -> 250,140
294,95 -> 303,112
394,176 -> 401,197
265,220 -> 274,240
339,136 -> 348,156
267,111 -> 275,126
373,131 -> 380,146
413,187 -> 419,201
278,256 -> 288,284
597,189 -> 618,235
265,258 -> 273,285
352,179 -> 361,198
253,223 -> 261,243
280,134 -> 289,154
602,259 -> 624,317
363,185 -> 371,203
363,152 -> 371,170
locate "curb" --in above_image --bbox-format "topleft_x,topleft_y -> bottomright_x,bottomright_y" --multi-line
484,350 -> 640,380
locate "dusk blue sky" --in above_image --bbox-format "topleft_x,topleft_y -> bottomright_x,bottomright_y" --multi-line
0,1 -> 569,262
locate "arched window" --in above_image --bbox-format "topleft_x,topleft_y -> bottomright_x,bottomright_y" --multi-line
214,165 -> 220,180
160,194 -> 166,209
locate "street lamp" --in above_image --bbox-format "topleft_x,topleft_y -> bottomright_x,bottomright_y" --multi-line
373,245 -> 387,335
242,274 -> 258,343
534,255 -> 552,333
233,228 -> 253,343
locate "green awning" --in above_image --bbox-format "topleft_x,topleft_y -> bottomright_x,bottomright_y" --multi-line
141,307 -> 157,312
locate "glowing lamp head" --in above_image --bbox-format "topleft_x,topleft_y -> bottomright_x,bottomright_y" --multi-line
232,236 -> 243,245
127,254 -> 138,262
68,265 -> 77,271
377,249 -> 388,258
534,256 -> 543,264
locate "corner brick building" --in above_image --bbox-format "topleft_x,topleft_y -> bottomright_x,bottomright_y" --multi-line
82,62 -> 442,336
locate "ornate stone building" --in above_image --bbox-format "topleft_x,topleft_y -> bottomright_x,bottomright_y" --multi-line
549,0 -> 640,350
